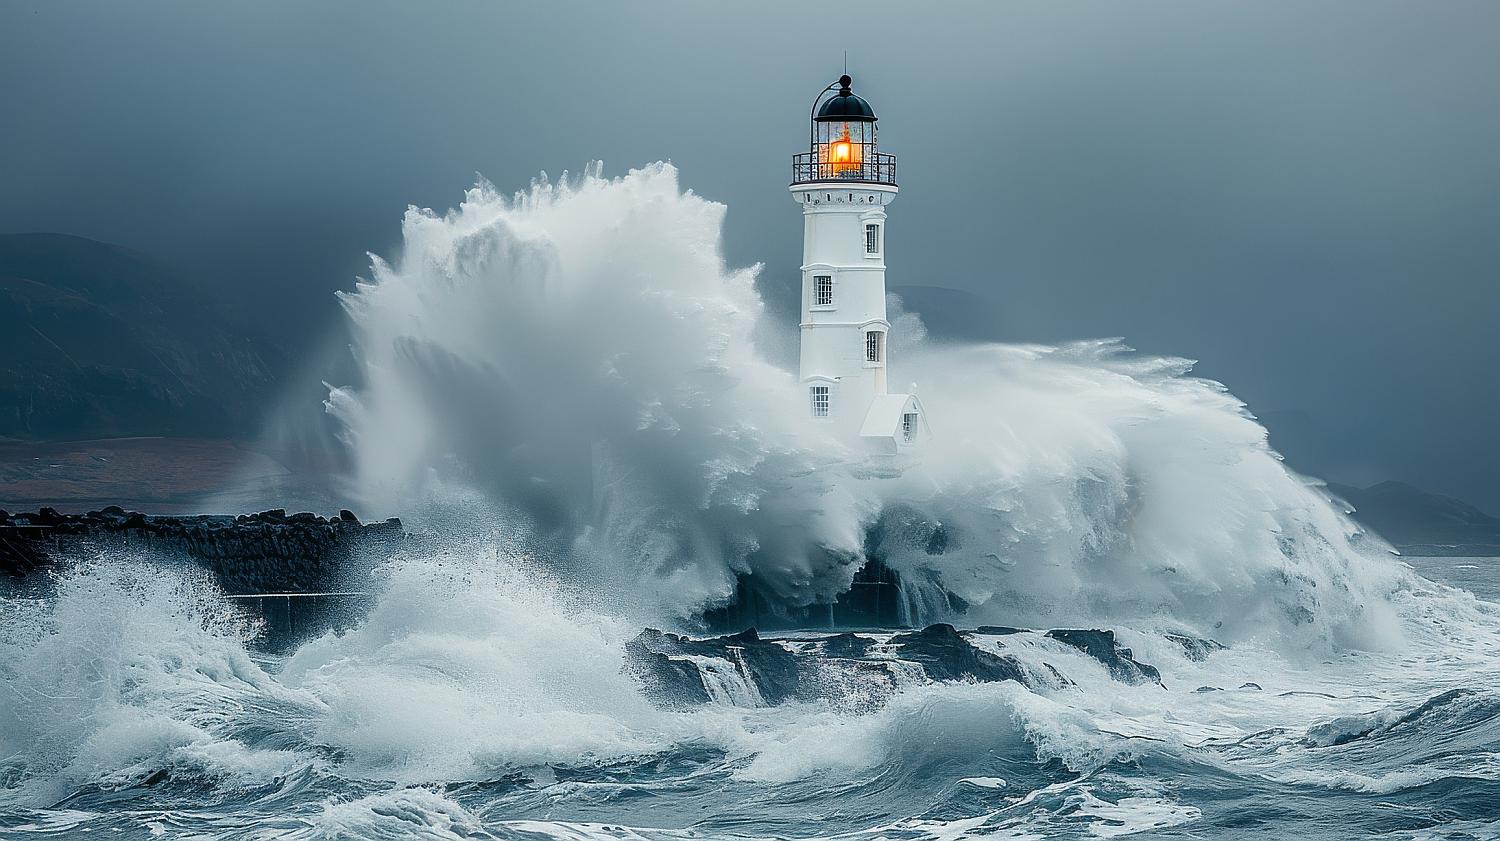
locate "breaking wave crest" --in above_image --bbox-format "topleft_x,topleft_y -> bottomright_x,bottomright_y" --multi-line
0,558 -> 311,805
328,162 -> 1405,648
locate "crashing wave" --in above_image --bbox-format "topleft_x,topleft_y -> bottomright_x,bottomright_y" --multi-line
327,162 -> 1407,649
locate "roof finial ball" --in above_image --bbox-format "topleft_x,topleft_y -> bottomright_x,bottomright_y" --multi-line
839,74 -> 853,94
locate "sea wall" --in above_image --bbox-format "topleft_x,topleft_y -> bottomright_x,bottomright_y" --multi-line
0,506 -> 404,595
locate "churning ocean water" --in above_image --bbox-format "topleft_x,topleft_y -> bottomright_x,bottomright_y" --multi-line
4,166 -> 1498,839
2,550 -> 1498,840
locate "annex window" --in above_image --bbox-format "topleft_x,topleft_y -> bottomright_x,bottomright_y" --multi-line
902,412 -> 918,442
814,275 -> 833,306
865,223 -> 880,254
865,330 -> 883,363
810,385 -> 831,418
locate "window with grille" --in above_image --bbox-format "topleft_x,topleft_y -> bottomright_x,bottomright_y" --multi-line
865,331 -> 883,363
814,275 -> 833,306
902,412 -> 918,442
810,386 -> 830,418
865,224 -> 880,254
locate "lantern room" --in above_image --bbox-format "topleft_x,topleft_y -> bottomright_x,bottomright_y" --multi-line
792,75 -> 897,185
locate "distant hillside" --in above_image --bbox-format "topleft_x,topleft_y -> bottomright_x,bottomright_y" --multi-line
1330,480 -> 1500,556
0,233 -> 282,439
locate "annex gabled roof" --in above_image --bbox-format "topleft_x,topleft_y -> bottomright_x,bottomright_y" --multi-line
859,393 -> 922,439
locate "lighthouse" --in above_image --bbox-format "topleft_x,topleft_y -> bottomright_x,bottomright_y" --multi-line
791,74 -> 926,453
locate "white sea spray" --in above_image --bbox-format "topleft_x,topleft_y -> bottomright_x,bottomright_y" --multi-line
328,162 -> 1407,649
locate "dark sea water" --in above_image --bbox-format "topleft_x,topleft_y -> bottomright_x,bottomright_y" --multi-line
3,553 -> 1499,841
1408,557 -> 1500,602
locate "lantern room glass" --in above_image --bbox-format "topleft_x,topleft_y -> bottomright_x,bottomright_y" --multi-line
813,121 -> 877,180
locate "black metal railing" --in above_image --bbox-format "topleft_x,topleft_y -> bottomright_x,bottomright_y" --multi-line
791,152 -> 897,186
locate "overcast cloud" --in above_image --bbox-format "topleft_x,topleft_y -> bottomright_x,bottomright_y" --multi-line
2,1 -> 1496,508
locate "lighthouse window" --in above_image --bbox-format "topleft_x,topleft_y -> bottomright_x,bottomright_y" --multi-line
865,331 -> 883,363
810,386 -> 831,418
902,412 -> 918,442
865,224 -> 880,254
814,275 -> 833,306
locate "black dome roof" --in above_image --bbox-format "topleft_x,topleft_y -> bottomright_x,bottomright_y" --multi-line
815,75 -> 877,122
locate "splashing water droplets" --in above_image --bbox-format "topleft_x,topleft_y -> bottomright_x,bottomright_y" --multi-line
328,163 -> 1405,645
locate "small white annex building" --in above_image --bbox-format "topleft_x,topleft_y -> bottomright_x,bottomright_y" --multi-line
791,74 -> 928,453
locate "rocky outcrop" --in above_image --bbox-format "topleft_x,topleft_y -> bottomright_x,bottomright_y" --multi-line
624,630 -> 715,706
0,506 -> 402,594
625,627 -> 804,707
1045,629 -> 1162,685
818,631 -> 876,659
974,625 -> 1029,636
626,624 -> 1172,709
889,623 -> 1028,684
1164,633 -> 1227,662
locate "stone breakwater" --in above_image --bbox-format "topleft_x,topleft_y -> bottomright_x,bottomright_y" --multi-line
0,506 -> 403,595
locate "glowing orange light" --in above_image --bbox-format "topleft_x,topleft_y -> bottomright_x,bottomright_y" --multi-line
825,124 -> 863,174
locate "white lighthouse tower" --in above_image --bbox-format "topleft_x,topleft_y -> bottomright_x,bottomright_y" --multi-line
791,74 -> 926,453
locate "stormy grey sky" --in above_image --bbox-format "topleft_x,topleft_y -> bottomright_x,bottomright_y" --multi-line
2,1 -> 1497,509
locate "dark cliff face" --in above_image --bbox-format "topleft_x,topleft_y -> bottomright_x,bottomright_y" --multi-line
0,233 -> 283,439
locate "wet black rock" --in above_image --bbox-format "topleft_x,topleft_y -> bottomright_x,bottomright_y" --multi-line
624,630 -> 713,707
819,631 -> 876,659
625,624 -> 1036,711
890,623 -> 1028,684
1164,633 -> 1227,662
1043,662 -> 1075,688
625,628 -> 803,706
1239,682 -> 1263,690
1045,629 -> 1162,685
975,625 -> 1029,636
624,624 -> 1175,711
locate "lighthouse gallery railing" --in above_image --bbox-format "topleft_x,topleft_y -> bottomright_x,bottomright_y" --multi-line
791,152 -> 897,186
